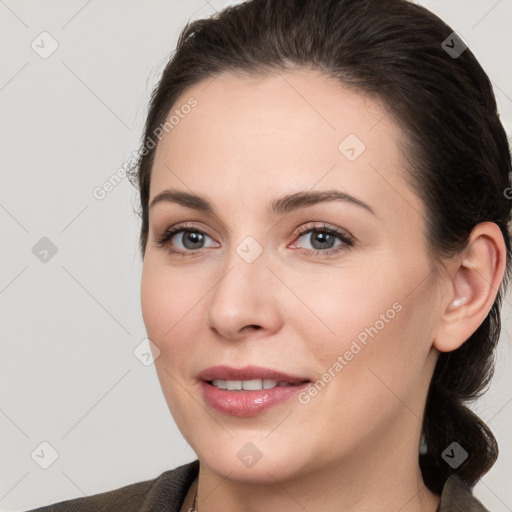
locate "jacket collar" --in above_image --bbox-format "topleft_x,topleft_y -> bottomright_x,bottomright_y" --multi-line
438,475 -> 489,511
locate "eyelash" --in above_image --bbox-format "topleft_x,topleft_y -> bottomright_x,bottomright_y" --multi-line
155,222 -> 355,257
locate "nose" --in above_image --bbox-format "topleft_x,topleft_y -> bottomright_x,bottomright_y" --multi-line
206,250 -> 282,340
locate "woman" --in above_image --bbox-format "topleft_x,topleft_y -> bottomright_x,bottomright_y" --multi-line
27,0 -> 511,510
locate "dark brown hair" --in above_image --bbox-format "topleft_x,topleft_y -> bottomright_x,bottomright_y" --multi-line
128,0 -> 512,495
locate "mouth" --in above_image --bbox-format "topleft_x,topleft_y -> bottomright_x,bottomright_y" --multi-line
206,378 -> 309,391
197,365 -> 312,417
197,364 -> 311,387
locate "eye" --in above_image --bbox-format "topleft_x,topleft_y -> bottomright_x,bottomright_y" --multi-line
290,223 -> 355,255
155,222 -> 354,257
155,224 -> 219,255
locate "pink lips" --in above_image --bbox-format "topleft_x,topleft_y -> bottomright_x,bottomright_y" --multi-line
198,365 -> 311,417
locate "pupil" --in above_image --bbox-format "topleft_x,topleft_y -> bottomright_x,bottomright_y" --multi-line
183,232 -> 204,249
311,232 -> 334,250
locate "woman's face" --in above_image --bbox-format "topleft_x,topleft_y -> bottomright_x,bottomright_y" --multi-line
141,68 -> 443,483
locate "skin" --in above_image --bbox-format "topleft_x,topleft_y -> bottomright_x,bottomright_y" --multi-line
140,68 -> 507,512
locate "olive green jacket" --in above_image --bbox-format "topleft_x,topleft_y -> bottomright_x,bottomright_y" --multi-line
26,459 -> 490,511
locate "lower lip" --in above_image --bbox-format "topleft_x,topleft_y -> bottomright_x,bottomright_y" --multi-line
201,381 -> 310,417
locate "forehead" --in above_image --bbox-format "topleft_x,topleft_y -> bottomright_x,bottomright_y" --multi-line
150,68 -> 424,222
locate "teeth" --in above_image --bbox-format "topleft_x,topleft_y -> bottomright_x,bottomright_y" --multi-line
227,380 -> 242,390
263,379 -> 278,389
210,379 -> 296,390
245,379 -> 266,390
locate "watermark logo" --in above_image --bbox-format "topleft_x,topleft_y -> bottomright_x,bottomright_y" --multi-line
441,442 -> 468,469
236,236 -> 263,263
338,133 -> 366,162
237,442 -> 263,468
441,32 -> 467,59
32,237 -> 58,263
31,31 -> 59,59
133,338 -> 161,366
31,441 -> 59,469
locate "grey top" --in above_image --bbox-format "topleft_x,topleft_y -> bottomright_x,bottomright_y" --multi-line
25,459 -> 490,511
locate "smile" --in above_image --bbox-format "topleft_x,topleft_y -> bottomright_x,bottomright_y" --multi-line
210,378 -> 304,390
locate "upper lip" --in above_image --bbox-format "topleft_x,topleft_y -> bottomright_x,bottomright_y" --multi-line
197,365 -> 310,384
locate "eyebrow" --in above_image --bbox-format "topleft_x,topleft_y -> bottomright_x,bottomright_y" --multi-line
149,188 -> 377,217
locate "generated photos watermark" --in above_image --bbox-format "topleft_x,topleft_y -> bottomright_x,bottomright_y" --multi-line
298,301 -> 403,405
92,97 -> 198,201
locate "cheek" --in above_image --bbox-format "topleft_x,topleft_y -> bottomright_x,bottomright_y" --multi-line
140,265 -> 170,342
286,265 -> 401,351
290,265 -> 430,394
140,260 -> 205,353
140,262 -> 207,429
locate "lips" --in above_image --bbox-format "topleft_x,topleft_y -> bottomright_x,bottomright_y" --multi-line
197,365 -> 310,385
197,365 -> 312,417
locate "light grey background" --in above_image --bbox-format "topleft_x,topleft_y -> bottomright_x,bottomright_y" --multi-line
1,1 -> 511,511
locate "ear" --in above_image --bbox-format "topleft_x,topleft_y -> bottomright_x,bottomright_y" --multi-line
433,222 -> 508,353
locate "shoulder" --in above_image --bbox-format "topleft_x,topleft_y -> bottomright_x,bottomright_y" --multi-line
439,475 -> 491,512
25,459 -> 199,512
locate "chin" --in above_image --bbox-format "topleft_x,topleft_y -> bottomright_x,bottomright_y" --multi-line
189,430 -> 319,485
201,449 -> 309,484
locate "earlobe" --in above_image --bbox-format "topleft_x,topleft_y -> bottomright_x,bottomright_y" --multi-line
433,222 -> 507,353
